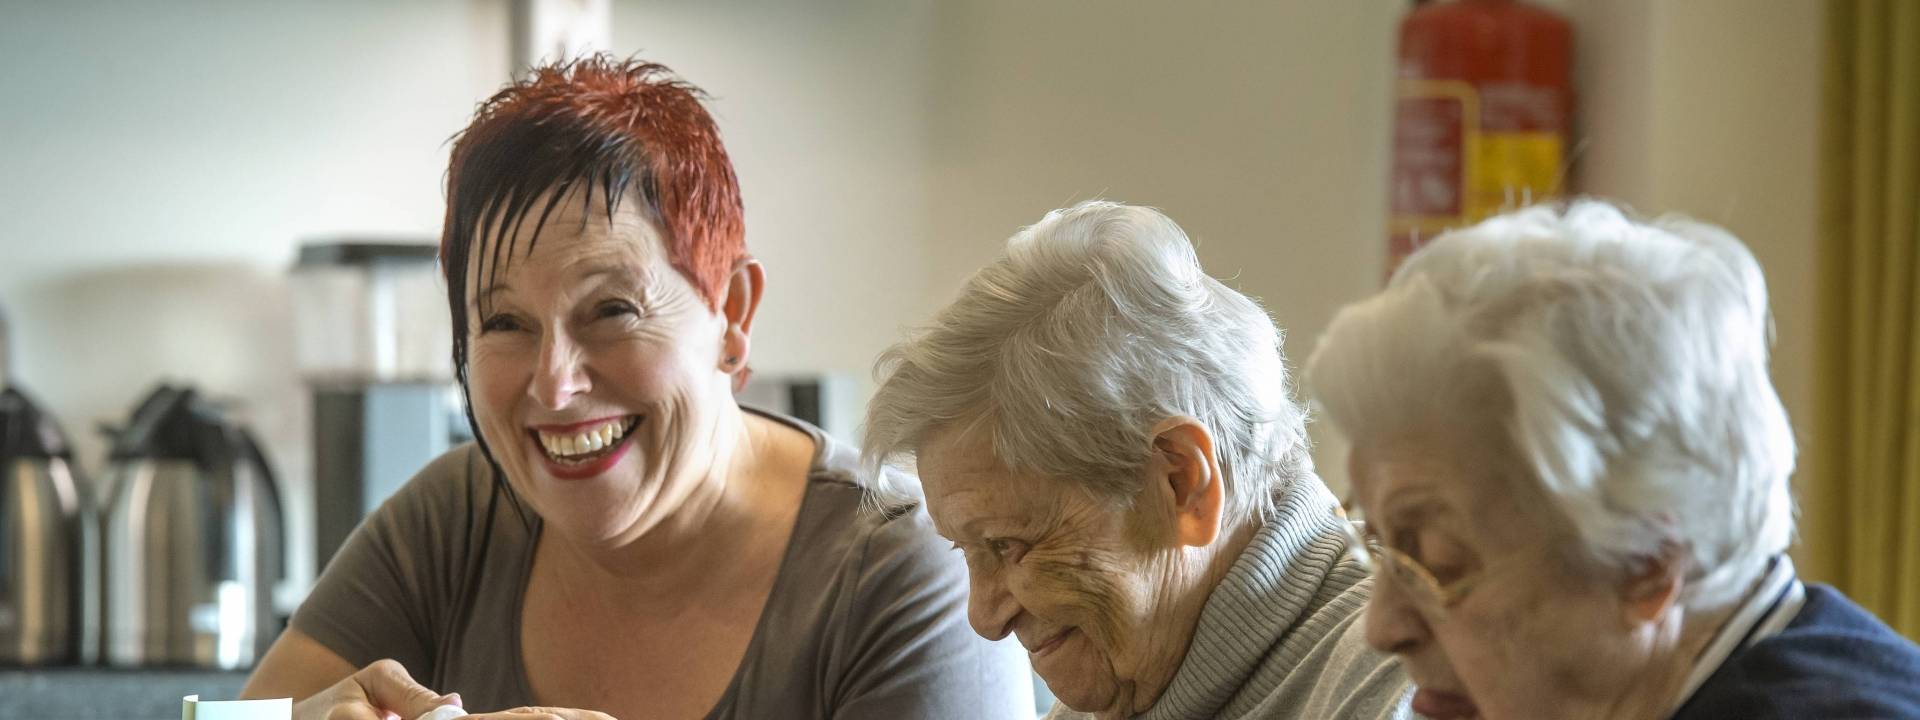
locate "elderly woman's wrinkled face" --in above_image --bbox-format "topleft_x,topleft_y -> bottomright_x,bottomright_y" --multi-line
1348,428 -> 1649,720
917,428 -> 1200,718
466,186 -> 732,547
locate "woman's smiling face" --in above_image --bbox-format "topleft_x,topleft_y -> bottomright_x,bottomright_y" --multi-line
465,185 -> 735,547
915,427 -> 1209,719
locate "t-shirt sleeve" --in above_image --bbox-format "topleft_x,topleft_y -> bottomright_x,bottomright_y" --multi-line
832,507 -> 1037,720
287,447 -> 480,679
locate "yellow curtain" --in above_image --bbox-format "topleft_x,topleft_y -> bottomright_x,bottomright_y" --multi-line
1810,0 -> 1920,640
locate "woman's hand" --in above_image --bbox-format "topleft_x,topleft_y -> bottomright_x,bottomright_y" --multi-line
273,654 -> 616,720
461,708 -> 617,720
291,658 -> 458,720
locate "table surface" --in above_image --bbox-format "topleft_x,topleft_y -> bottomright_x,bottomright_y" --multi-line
0,666 -> 1060,719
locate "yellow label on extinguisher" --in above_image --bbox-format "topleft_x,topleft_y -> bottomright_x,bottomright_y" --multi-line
1467,132 -> 1564,222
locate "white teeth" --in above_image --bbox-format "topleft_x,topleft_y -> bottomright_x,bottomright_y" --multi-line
535,417 -> 633,459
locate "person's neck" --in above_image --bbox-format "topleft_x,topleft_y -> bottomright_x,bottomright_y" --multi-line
547,402 -> 788,604
1113,518 -> 1261,718
1576,599 -> 1742,720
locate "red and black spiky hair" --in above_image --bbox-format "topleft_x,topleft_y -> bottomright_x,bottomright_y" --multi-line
442,54 -> 745,317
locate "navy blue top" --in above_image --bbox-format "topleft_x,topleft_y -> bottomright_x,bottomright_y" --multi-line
1673,583 -> 1920,719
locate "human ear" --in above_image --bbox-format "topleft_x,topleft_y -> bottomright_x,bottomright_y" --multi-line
718,259 -> 765,391
1147,417 -> 1225,548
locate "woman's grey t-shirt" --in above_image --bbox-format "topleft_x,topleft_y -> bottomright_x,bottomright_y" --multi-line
290,413 -> 1033,719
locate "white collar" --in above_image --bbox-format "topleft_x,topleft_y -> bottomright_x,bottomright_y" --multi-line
1669,555 -> 1806,714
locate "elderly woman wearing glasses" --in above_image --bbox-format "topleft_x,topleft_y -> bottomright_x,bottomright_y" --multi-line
1306,201 -> 1920,720
864,201 -> 1411,720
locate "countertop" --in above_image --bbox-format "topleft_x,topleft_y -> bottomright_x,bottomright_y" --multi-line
0,667 -> 250,720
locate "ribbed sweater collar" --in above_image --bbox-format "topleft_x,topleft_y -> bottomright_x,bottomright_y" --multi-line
1137,477 -> 1354,720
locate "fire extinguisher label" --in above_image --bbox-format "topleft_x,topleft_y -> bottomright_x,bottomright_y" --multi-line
1389,80 -> 1475,262
1391,93 -> 1466,218
1471,132 -> 1563,218
1389,80 -> 1566,268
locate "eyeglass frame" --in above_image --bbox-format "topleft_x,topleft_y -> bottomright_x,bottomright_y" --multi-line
1340,516 -> 1541,616
1345,521 -> 1481,609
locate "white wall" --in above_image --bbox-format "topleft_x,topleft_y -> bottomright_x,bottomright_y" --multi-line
0,0 -> 510,595
610,0 -> 941,395
921,0 -> 1403,494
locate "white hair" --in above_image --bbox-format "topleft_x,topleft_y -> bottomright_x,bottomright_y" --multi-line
862,201 -> 1312,526
1306,200 -> 1796,609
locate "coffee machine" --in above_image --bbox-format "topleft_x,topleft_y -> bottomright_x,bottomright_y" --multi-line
291,241 -> 468,570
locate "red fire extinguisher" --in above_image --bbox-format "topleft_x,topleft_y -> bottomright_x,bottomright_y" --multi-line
1387,0 -> 1572,276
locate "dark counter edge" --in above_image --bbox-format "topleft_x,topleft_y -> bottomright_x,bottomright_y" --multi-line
0,667 -> 251,720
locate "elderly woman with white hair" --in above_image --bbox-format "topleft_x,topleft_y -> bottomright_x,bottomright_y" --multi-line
863,201 -> 1411,720
1306,201 -> 1920,720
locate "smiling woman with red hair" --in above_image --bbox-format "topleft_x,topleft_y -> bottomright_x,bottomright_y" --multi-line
242,55 -> 1032,720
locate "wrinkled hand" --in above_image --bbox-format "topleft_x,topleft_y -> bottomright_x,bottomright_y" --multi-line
292,658 -> 459,720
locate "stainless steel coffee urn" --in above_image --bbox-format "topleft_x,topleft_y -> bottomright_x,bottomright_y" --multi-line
100,385 -> 284,668
0,385 -> 90,665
